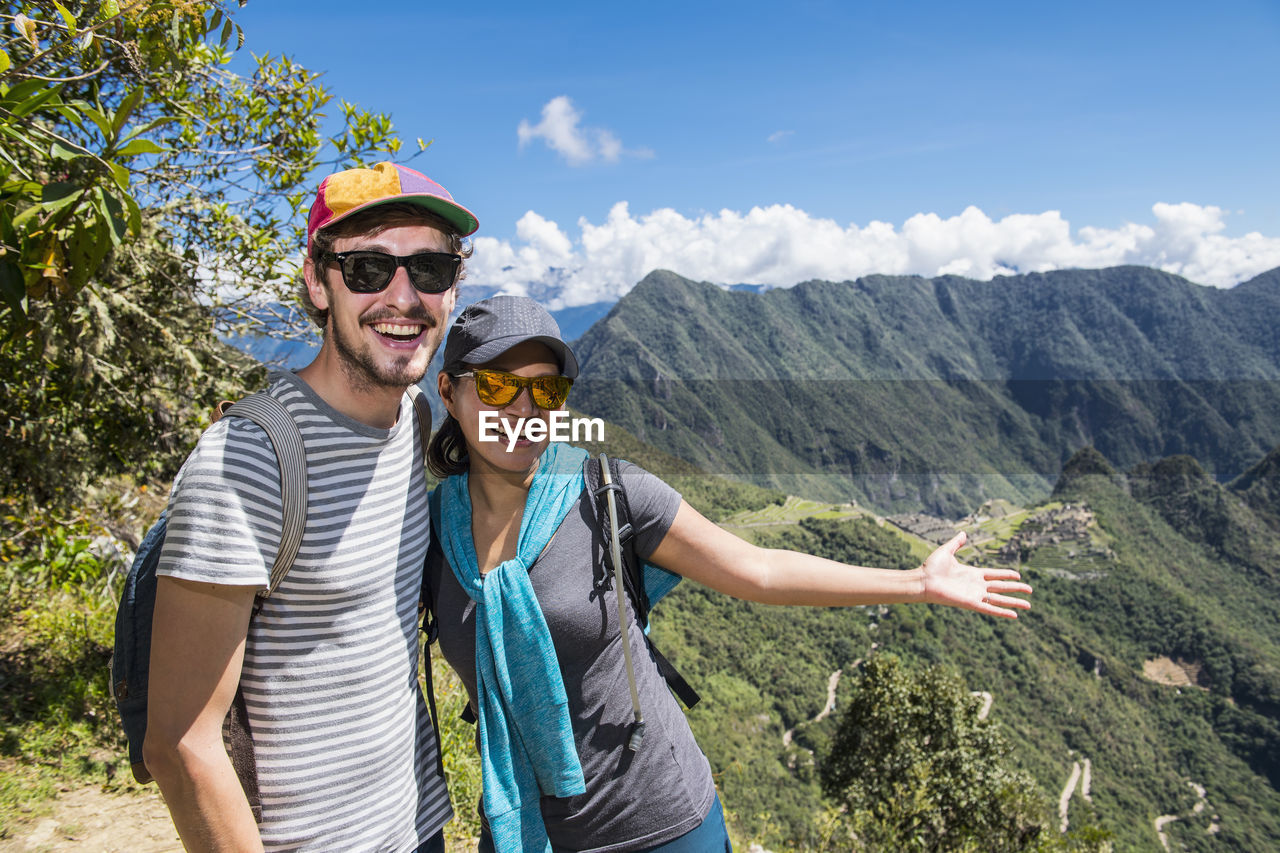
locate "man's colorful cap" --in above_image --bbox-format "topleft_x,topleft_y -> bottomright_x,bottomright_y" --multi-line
307,161 -> 479,248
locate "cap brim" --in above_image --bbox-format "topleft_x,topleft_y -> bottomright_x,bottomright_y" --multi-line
455,334 -> 579,379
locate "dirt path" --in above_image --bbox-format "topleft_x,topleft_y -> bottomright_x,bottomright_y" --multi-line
0,786 -> 179,852
782,668 -> 843,748
1154,780 -> 1217,850
1058,761 -> 1082,833
1,787 -> 479,852
812,669 -> 842,725
1058,756 -> 1093,832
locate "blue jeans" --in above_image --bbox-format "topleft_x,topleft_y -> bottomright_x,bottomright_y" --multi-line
478,795 -> 732,853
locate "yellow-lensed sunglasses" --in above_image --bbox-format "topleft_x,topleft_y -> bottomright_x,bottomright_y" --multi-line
455,369 -> 573,409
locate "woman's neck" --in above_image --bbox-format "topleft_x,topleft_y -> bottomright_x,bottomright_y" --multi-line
466,456 -> 537,517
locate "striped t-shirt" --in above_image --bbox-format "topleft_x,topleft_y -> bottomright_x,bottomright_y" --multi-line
158,371 -> 450,852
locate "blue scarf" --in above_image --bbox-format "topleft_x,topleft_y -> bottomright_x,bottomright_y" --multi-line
437,442 -> 589,853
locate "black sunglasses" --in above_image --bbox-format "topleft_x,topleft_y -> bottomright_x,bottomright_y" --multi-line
321,250 -> 461,294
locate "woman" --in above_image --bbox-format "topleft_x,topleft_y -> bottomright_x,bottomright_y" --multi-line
425,296 -> 1032,853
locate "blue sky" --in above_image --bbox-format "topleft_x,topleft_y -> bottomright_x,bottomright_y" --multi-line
232,0 -> 1280,303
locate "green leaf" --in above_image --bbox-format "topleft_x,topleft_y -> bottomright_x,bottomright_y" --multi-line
1,179 -> 43,199
0,79 -> 49,106
108,162 -> 129,192
99,189 -> 128,246
101,0 -> 120,19
10,85 -> 63,119
48,141 -> 81,161
116,138 -> 166,157
0,48 -> 10,75
120,116 -> 178,142
79,105 -> 114,141
0,138 -> 29,175
51,102 -> 86,128
220,18 -> 234,47
0,260 -> 26,318
123,193 -> 141,236
10,201 -> 43,232
111,88 -> 145,138
40,182 -> 82,215
53,2 -> 77,37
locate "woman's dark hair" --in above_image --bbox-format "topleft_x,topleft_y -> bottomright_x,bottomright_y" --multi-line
426,378 -> 469,477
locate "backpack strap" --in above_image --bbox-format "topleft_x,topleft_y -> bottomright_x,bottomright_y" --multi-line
220,392 -> 307,598
407,384 -> 433,463
208,390 -> 307,822
427,487 -> 476,727
411,387 -> 446,779
586,455 -> 701,710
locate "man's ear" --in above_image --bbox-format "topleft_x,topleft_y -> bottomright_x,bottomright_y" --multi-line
443,283 -> 459,317
303,256 -> 331,311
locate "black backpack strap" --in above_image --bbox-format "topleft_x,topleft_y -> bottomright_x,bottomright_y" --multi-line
416,392 -> 445,778
606,455 -> 653,627
586,455 -> 701,710
426,484 -> 479,727
646,637 -> 700,709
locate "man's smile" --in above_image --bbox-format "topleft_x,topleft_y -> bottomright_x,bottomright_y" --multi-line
370,320 -> 427,343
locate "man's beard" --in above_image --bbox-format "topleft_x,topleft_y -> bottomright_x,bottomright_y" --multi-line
330,307 -> 442,393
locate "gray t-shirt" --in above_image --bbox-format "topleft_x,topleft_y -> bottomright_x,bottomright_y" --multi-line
428,461 -> 715,853
160,371 -> 450,851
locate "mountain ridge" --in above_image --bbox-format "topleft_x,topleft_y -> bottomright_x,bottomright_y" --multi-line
569,265 -> 1280,514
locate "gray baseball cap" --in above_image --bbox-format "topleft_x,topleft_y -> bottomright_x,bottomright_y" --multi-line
442,295 -> 580,379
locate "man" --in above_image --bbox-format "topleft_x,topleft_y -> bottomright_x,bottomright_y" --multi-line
144,162 -> 477,852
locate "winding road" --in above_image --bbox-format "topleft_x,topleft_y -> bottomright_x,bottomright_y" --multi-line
783,668 -> 843,747
1154,781 -> 1217,850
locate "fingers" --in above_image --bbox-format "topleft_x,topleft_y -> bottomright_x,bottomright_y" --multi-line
986,580 -> 1033,595
974,596 -> 1030,619
944,530 -> 967,555
982,592 -> 1031,610
977,601 -> 1022,619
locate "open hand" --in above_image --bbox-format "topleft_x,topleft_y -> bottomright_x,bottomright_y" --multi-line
920,531 -> 1032,618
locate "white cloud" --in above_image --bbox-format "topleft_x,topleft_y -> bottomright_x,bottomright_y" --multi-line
517,96 -> 651,166
467,202 -> 1280,308
767,130 -> 794,144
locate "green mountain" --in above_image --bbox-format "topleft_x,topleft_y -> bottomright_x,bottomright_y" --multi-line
644,445 -> 1280,851
570,266 -> 1280,516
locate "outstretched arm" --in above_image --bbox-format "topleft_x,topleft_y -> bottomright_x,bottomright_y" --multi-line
647,501 -> 1031,617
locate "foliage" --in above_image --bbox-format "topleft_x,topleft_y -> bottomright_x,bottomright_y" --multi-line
650,514 -> 914,848
425,650 -> 483,847
0,0 -> 416,506
641,441 -> 1280,851
820,654 -> 1054,851
0,500 -> 140,838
